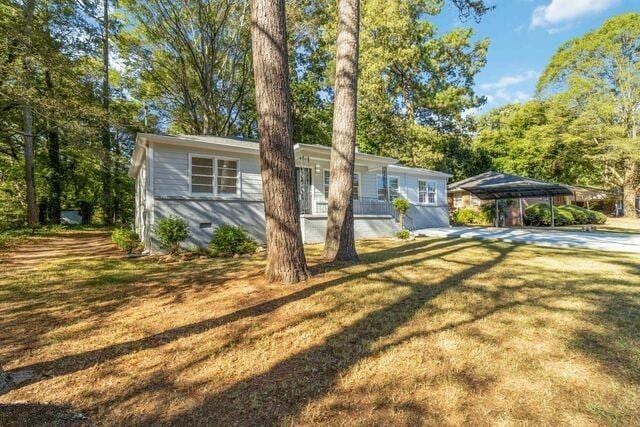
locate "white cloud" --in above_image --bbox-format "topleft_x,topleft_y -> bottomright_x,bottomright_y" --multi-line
479,70 -> 540,91
492,89 -> 532,104
530,0 -> 619,29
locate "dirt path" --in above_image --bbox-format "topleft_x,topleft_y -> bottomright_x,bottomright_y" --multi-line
1,231 -> 120,270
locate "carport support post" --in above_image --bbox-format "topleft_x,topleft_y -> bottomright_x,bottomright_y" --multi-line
519,198 -> 524,227
549,196 -> 555,228
495,199 -> 499,227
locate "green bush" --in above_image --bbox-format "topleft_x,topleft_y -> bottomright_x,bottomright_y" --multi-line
396,229 -> 410,240
559,205 -> 588,224
555,209 -> 574,226
525,203 -> 551,226
112,228 -> 139,253
155,216 -> 190,254
392,198 -> 410,215
559,205 -> 605,225
528,204 -> 607,226
209,225 -> 257,256
592,210 -> 607,224
451,207 -> 492,226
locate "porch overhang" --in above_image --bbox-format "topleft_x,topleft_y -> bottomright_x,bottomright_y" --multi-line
293,143 -> 397,170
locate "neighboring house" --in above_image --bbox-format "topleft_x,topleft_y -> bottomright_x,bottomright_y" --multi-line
129,133 -> 452,252
448,171 -> 622,225
448,171 -> 574,226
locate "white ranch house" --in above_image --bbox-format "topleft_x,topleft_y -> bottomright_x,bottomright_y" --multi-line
129,133 -> 452,253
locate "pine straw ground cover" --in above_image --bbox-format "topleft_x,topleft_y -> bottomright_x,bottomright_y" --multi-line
0,231 -> 639,425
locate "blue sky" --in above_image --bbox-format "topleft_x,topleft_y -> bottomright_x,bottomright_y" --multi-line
432,0 -> 638,113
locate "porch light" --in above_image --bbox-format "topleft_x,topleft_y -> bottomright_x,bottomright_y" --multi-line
315,164 -> 320,174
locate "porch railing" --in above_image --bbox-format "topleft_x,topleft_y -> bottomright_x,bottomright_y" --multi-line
315,197 -> 392,216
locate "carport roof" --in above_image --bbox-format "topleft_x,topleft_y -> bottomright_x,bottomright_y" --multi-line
448,171 -> 574,200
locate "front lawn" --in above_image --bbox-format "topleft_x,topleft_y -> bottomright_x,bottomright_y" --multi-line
1,231 -> 639,424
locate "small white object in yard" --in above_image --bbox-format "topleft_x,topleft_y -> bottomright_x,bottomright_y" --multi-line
255,246 -> 266,253
581,225 -> 597,232
233,253 -> 240,258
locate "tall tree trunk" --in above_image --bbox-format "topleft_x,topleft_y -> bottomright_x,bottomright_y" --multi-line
250,0 -> 309,283
0,365 -> 10,393
623,160 -> 638,218
45,70 -> 62,224
623,124 -> 638,218
22,0 -> 37,227
323,0 -> 359,261
101,0 -> 113,225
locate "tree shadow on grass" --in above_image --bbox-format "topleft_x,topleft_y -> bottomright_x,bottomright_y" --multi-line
136,242 -> 513,425
4,238 -> 469,393
570,290 -> 640,387
0,403 -> 89,426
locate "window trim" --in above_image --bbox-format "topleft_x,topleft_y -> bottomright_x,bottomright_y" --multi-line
323,169 -> 360,201
376,174 -> 386,201
418,179 -> 438,205
388,175 -> 400,200
418,179 -> 427,204
188,153 -> 240,197
427,181 -> 437,205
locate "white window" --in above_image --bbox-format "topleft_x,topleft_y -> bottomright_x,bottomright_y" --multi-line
377,175 -> 386,200
419,180 -> 437,204
323,170 -> 330,199
324,170 -> 360,200
190,154 -> 238,196
453,194 -> 463,208
217,159 -> 238,195
190,156 -> 214,194
418,180 -> 427,203
388,176 -> 399,200
428,182 -> 436,204
353,173 -> 360,200
471,195 -> 481,206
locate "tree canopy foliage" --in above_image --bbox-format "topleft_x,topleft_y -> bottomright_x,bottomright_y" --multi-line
474,12 -> 639,215
1,0 -> 492,228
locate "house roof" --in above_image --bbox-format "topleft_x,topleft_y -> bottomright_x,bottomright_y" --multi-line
129,133 -> 450,179
448,171 -> 574,200
293,143 -> 398,167
388,164 -> 452,179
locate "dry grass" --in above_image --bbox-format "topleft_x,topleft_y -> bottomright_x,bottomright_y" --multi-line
562,217 -> 640,234
597,217 -> 640,234
1,231 -> 639,425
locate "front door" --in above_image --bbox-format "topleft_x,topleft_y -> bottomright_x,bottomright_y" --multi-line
295,167 -> 312,215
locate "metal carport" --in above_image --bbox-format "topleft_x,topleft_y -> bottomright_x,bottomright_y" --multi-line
449,171 -> 574,227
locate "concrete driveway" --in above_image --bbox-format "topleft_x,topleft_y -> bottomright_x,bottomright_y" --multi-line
414,227 -> 640,254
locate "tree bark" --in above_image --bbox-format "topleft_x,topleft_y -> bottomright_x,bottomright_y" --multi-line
323,0 -> 359,261
101,0 -> 113,225
45,70 -> 61,224
623,159 -> 638,218
22,0 -> 37,227
251,0 -> 309,283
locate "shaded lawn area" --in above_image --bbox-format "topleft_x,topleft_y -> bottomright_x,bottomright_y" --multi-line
1,231 -> 639,425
